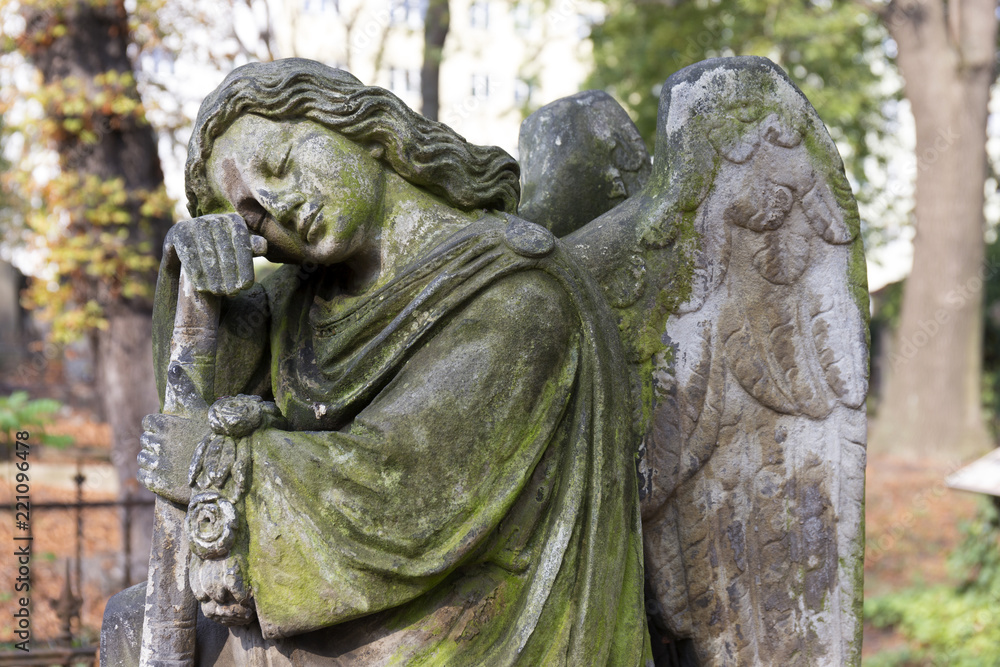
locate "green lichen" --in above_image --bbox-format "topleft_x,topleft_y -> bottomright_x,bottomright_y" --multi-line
800,119 -> 869,307
848,485 -> 867,663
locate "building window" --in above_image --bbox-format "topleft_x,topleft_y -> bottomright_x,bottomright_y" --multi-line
576,11 -> 601,39
471,73 -> 491,99
303,0 -> 338,13
390,67 -> 421,95
391,0 -> 428,28
514,78 -> 532,106
469,1 -> 489,29
512,2 -> 531,33
145,46 -> 175,75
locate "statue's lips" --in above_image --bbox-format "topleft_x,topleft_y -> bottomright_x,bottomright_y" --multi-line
300,204 -> 324,244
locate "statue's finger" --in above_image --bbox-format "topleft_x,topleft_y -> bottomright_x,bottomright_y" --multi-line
187,219 -> 223,292
224,212 -> 250,240
217,213 -> 252,290
142,412 -> 176,433
177,234 -> 208,292
225,218 -> 256,291
232,233 -> 256,293
202,566 -> 232,604
250,235 -> 268,257
141,413 -> 161,432
171,224 -> 194,268
136,452 -> 156,473
222,562 -> 251,604
211,221 -> 241,295
201,233 -> 225,294
137,468 -> 164,495
138,432 -> 161,457
190,566 -> 209,602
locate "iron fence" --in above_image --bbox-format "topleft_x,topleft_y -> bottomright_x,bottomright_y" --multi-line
1,463 -> 154,666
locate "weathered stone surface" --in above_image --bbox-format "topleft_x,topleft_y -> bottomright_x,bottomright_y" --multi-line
103,55 -> 867,667
518,90 -> 650,237
561,57 -> 868,666
103,58 -> 649,667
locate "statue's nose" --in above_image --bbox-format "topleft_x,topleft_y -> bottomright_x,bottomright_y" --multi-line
263,191 -> 306,223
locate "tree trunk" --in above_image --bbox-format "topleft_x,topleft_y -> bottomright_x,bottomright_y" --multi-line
873,0 -> 997,459
99,302 -> 161,577
22,0 -> 171,576
421,0 -> 450,121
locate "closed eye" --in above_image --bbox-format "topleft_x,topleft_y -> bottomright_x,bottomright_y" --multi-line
266,144 -> 292,178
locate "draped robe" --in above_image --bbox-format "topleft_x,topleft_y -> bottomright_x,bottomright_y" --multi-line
148,216 -> 651,666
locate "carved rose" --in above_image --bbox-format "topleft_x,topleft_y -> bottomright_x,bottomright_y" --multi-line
208,394 -> 264,438
187,492 -> 237,559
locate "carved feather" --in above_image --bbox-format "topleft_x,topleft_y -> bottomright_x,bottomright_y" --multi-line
519,56 -> 867,666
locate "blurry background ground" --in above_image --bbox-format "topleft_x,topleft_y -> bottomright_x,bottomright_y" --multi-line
862,452 -> 984,663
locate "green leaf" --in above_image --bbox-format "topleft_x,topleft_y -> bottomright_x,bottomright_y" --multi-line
40,433 -> 73,448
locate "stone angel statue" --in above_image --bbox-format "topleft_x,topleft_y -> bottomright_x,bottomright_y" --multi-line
103,58 -> 650,667
520,57 -> 868,666
101,56 -> 867,667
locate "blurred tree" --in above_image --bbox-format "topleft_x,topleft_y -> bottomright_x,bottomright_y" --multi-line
3,0 -> 174,565
587,0 -> 889,189
590,0 -> 999,459
982,239 -> 1000,434
421,0 -> 450,120
871,0 -> 996,459
0,0 -> 280,572
0,391 -> 74,457
865,498 -> 1000,664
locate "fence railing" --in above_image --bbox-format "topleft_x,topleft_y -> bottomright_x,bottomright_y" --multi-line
1,463 -> 154,666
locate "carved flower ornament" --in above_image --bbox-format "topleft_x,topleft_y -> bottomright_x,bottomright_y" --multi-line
208,394 -> 265,437
187,491 -> 238,559
185,394 -> 264,560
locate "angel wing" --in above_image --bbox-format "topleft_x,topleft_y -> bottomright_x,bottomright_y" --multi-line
522,57 -> 868,666
518,89 -> 651,237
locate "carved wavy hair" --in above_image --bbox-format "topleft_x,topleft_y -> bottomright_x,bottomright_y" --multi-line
185,59 -> 520,217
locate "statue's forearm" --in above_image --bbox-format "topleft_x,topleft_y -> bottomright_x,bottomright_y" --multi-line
152,248 -> 182,410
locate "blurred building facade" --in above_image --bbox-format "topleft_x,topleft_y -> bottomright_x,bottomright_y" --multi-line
274,0 -> 603,155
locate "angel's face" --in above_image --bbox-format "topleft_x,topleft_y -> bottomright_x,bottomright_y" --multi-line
206,114 -> 386,266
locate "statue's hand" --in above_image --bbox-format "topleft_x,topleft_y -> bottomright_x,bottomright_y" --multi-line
165,213 -> 267,296
138,413 -> 207,504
